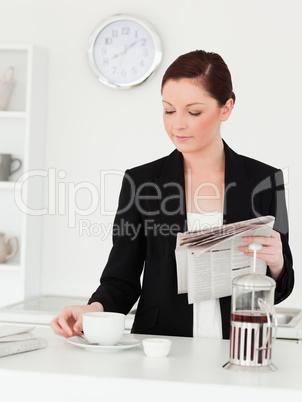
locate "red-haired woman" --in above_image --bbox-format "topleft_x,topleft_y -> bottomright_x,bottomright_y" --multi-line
51,50 -> 294,340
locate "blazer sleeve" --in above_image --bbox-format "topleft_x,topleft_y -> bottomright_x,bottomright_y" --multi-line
88,169 -> 146,314
266,169 -> 294,304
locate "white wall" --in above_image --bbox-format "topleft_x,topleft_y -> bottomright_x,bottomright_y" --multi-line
0,0 -> 301,307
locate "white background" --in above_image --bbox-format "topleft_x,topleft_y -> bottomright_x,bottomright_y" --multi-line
0,0 -> 301,307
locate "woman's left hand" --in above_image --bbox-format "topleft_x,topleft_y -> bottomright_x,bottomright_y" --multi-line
238,229 -> 284,280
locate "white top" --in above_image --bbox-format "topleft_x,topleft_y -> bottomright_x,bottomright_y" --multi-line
187,212 -> 223,339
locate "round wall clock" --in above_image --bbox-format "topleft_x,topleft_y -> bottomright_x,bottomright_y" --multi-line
87,14 -> 163,89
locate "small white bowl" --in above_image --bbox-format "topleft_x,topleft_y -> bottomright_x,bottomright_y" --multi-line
142,338 -> 172,357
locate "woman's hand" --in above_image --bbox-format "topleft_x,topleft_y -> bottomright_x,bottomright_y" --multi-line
50,302 -> 104,338
238,229 -> 284,280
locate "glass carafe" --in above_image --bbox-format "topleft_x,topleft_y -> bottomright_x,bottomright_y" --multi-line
223,273 -> 278,372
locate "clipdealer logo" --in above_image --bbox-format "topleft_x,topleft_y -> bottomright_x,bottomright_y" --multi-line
13,167 -> 290,237
14,168 -> 128,228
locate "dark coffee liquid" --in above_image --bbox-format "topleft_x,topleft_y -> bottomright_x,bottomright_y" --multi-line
231,312 -> 271,324
230,311 -> 272,364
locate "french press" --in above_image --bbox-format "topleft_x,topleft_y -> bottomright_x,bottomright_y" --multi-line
223,243 -> 278,372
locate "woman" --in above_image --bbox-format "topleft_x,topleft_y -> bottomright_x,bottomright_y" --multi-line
51,50 -> 294,339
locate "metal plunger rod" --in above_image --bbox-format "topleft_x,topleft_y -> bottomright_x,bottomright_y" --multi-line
248,242 -> 263,312
248,242 -> 263,274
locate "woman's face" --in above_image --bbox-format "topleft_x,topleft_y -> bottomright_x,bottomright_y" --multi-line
162,78 -> 232,154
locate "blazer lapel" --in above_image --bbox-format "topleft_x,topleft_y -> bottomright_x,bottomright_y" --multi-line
154,149 -> 187,236
223,140 -> 255,224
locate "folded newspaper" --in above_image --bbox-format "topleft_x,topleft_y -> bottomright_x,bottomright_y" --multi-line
175,215 -> 275,303
0,325 -> 47,358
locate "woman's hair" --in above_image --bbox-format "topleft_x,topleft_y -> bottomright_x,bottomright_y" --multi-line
161,50 -> 236,107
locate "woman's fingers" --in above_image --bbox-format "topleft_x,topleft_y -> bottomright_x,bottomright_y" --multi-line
238,229 -> 284,278
50,306 -> 82,337
49,303 -> 104,338
50,316 -> 71,338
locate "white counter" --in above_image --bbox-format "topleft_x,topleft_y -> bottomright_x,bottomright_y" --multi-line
0,325 -> 302,402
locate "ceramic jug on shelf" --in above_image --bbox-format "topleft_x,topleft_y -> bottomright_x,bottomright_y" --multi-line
0,232 -> 19,263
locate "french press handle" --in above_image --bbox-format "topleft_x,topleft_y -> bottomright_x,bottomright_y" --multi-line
257,297 -> 278,350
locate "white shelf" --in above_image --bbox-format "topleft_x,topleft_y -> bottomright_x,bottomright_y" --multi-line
0,111 -> 26,118
0,262 -> 21,273
0,181 -> 21,190
0,44 -> 32,51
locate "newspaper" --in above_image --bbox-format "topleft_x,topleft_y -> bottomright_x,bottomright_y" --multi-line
0,325 -> 48,358
175,215 -> 275,303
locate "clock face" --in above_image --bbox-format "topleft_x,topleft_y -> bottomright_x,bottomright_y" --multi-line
88,15 -> 162,88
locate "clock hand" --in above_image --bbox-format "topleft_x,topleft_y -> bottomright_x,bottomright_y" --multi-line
111,44 -> 128,59
111,40 -> 139,59
127,40 -> 139,51
112,51 -> 124,59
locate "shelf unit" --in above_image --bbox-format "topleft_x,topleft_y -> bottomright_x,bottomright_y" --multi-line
0,44 -> 47,307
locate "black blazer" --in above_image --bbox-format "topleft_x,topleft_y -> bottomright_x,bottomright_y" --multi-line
89,141 -> 294,339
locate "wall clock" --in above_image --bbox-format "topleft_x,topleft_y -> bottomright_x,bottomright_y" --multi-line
87,14 -> 163,89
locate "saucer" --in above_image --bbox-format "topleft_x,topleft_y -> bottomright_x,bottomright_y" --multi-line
67,335 -> 140,352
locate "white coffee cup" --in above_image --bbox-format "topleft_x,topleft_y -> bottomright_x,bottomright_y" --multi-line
83,312 -> 125,345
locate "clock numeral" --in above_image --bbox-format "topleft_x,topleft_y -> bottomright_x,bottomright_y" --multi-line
111,66 -> 117,75
141,38 -> 147,46
101,47 -> 107,55
103,58 -> 109,66
131,67 -> 137,75
105,37 -> 112,45
122,27 -> 130,35
139,60 -> 145,67
143,48 -> 149,57
120,69 -> 127,78
134,30 -> 138,38
112,29 -> 118,37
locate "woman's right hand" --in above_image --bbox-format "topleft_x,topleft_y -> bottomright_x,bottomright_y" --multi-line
49,302 -> 104,338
